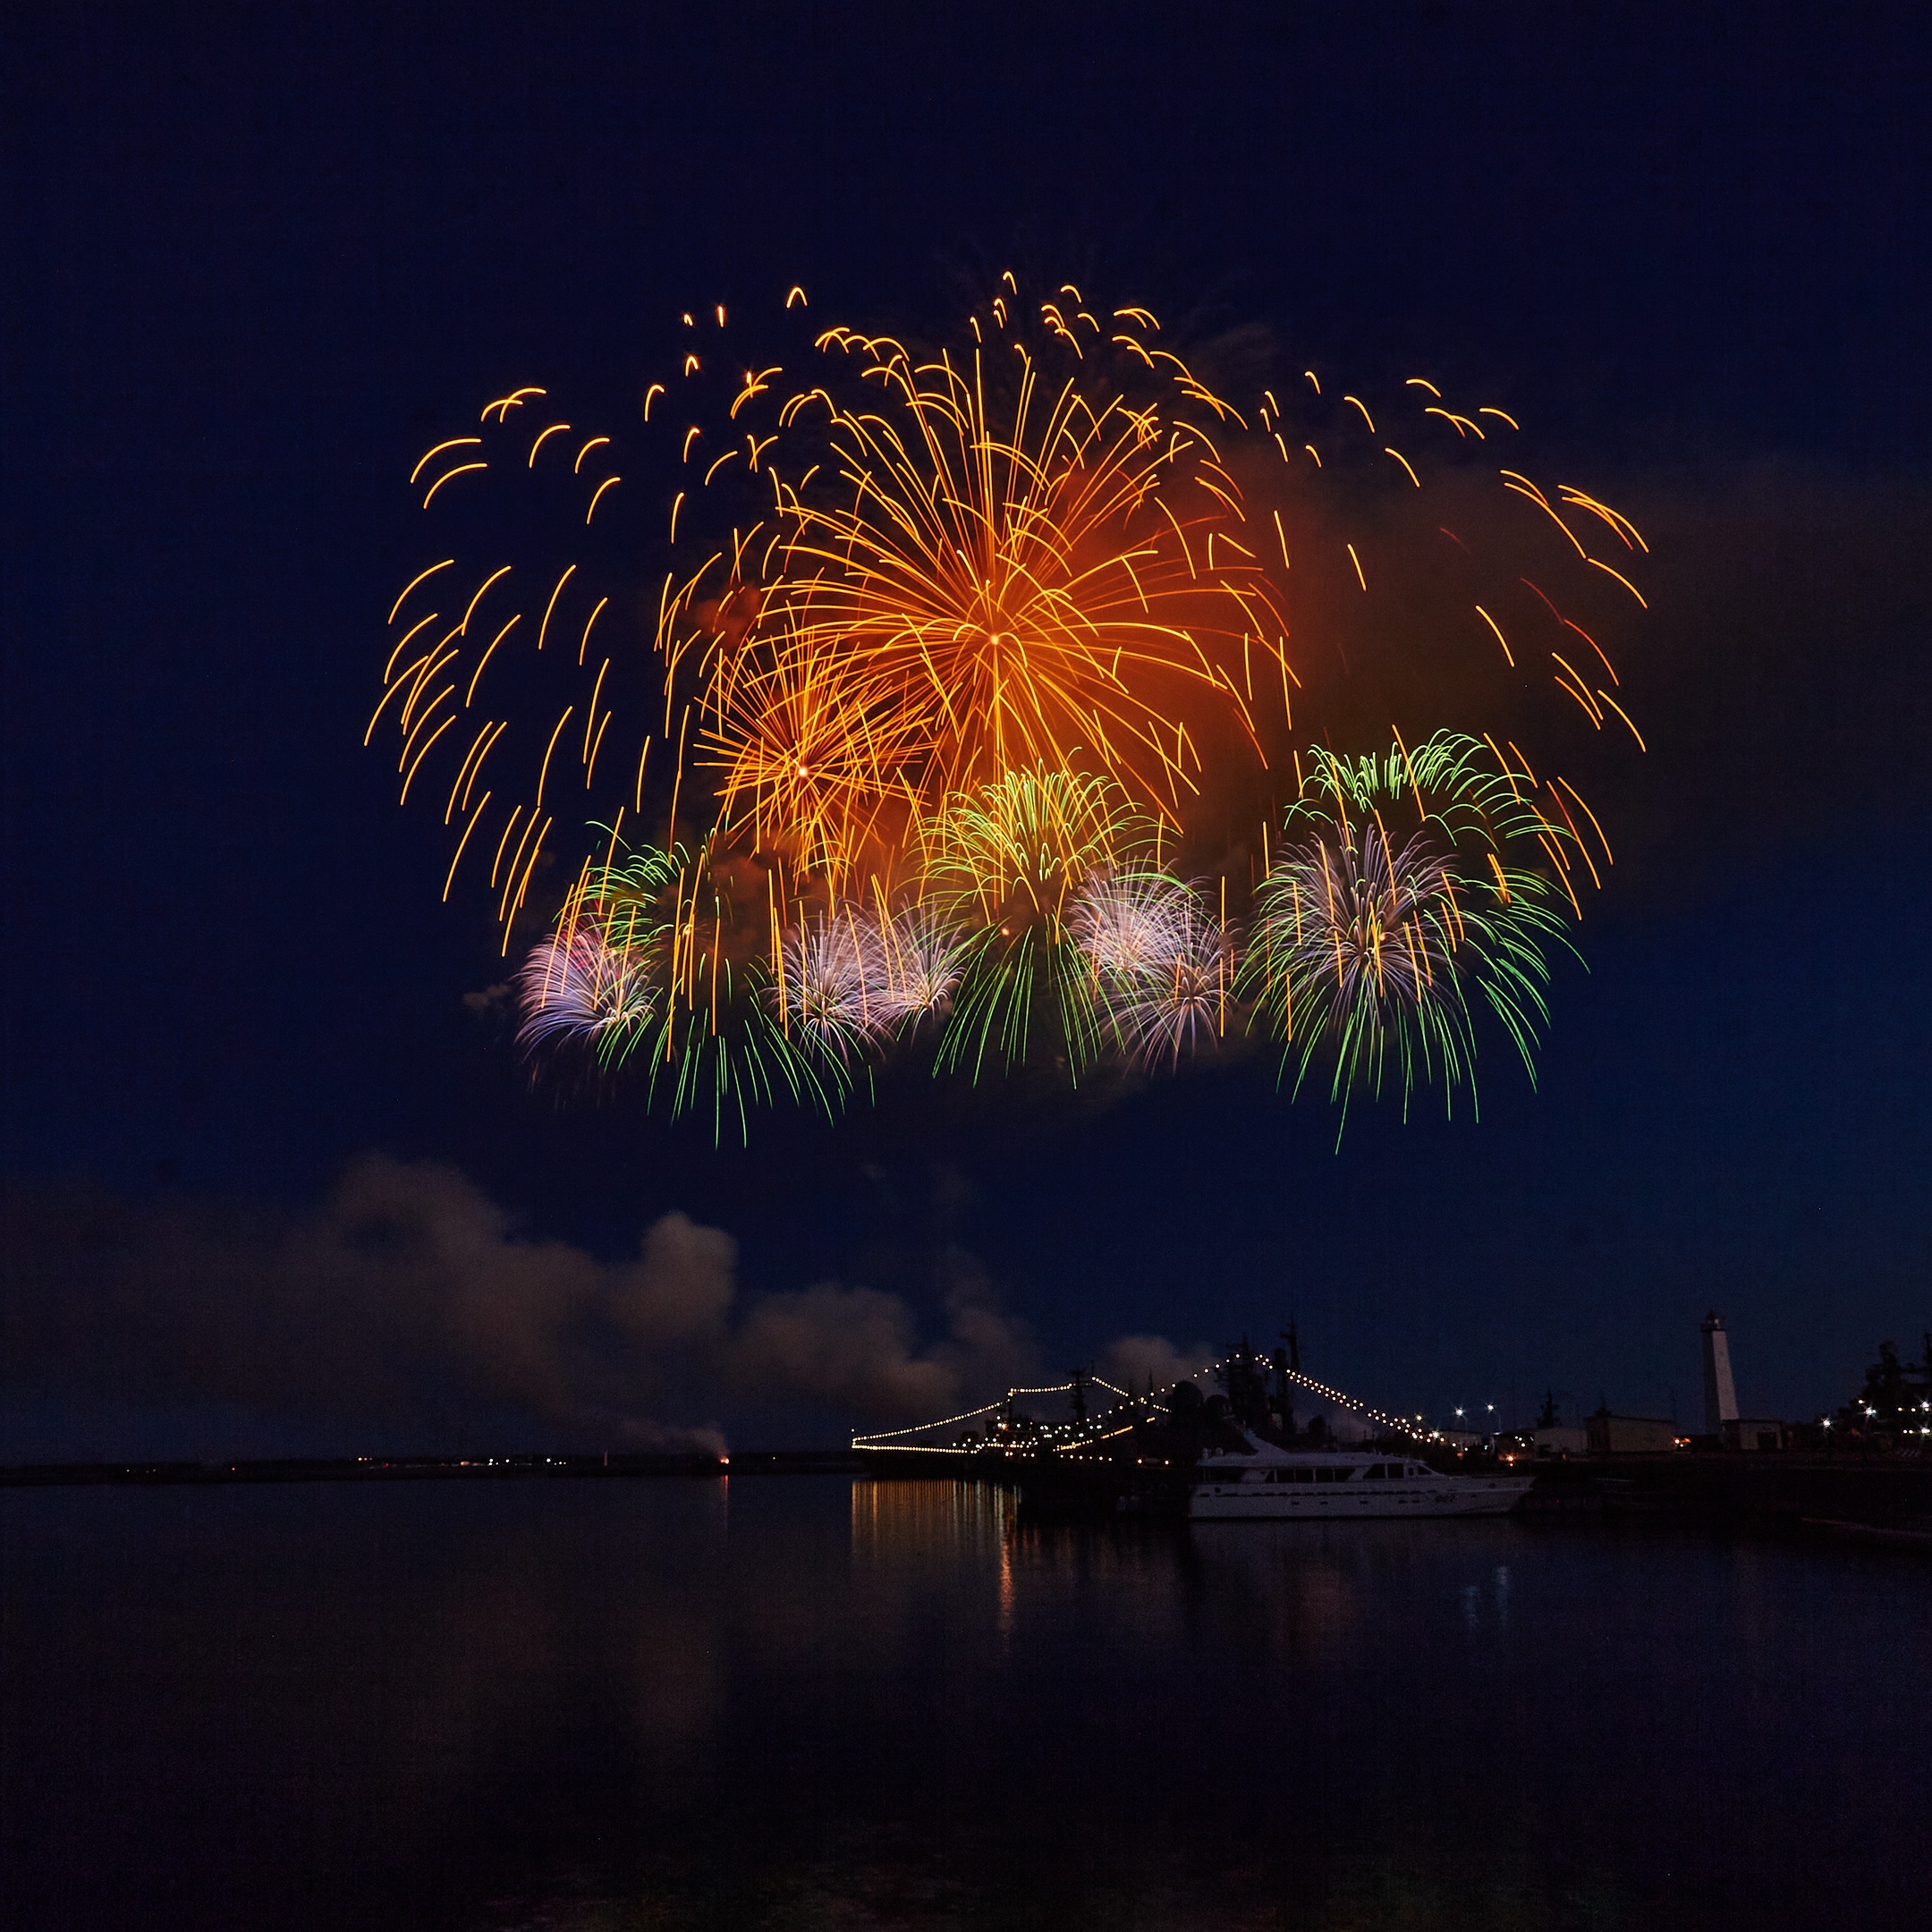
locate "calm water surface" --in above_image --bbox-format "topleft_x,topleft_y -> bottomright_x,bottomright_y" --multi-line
4,1476 -> 1928,1929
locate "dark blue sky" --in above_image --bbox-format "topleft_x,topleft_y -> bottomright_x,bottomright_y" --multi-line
4,3 -> 1928,1446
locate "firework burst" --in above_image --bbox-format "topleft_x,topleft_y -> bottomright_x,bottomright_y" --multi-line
928,766 -> 1139,1080
1071,869 -> 1231,1071
775,898 -> 969,1071
778,908 -> 894,1063
371,274 -> 1645,1137
514,923 -> 657,1064
869,902 -> 969,1030
1241,733 -> 1578,1129
709,330 -> 1281,852
536,835 -> 846,1138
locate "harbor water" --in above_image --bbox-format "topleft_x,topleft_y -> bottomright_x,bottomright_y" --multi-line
4,1474 -> 1928,1929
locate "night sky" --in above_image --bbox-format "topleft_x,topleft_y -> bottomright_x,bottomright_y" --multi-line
4,3 -> 1929,1455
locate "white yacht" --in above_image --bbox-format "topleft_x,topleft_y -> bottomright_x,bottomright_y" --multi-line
1190,1433 -> 1533,1521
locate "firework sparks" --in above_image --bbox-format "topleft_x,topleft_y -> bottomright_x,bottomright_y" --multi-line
779,908 -> 894,1063
373,275 -> 1647,1137
514,923 -> 657,1064
1241,733 -> 1576,1130
710,334 -> 1283,850
928,767 -> 1136,1080
1071,870 -> 1230,1071
775,898 -> 969,1068
870,903 -> 968,1028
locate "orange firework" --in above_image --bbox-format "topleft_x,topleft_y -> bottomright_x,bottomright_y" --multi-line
694,607 -> 928,883
689,323 -> 1285,884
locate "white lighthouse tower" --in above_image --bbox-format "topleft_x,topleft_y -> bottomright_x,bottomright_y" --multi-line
1701,1312 -> 1740,1435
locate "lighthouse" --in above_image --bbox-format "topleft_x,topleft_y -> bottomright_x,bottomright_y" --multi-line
1700,1312 -> 1740,1435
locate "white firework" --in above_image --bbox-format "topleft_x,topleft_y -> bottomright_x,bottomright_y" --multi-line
871,904 -> 966,1026
515,924 -> 657,1061
1070,870 -> 1228,1069
777,902 -> 967,1057
776,908 -> 894,1061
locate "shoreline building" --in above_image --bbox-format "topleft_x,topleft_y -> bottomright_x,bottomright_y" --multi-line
1586,1409 -> 1681,1454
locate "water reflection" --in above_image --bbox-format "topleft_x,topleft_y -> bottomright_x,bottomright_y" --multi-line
4,1480 -> 1929,1931
850,1477 -> 1013,1563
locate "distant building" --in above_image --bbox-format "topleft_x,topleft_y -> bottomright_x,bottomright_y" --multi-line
1587,1410 -> 1682,1454
1701,1312 -> 1740,1433
1722,1418 -> 1786,1453
1532,1425 -> 1588,1458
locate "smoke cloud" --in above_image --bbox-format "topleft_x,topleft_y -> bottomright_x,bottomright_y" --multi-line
0,1156 -> 1050,1462
1097,1333 -> 1217,1398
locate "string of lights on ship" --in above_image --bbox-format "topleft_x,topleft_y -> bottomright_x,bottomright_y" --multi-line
850,1358 -> 1432,1454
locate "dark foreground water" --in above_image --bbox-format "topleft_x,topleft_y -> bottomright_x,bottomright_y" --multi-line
4,1478 -> 1928,1931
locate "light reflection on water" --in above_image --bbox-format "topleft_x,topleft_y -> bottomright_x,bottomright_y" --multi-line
4,1476 -> 1928,1931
